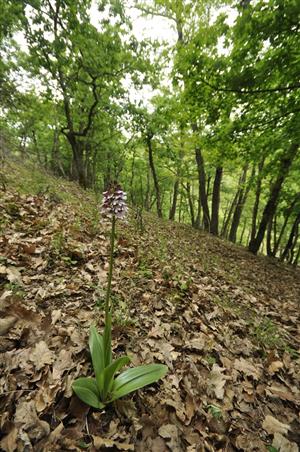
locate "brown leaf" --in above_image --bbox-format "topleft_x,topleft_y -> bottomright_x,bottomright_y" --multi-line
234,358 -> 261,380
0,427 -> 18,452
272,433 -> 298,452
92,436 -> 134,450
15,400 -> 50,441
29,341 -> 55,370
0,316 -> 17,336
267,360 -> 284,375
158,424 -> 181,452
207,364 -> 228,400
262,415 -> 290,436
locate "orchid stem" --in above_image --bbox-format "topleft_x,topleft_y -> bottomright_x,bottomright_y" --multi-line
104,215 -> 116,325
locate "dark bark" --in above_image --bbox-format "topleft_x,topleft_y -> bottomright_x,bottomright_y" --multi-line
273,193 -> 300,256
147,135 -> 163,218
229,165 -> 251,243
250,157 -> 265,243
293,243 -> 300,267
222,191 -> 239,238
211,167 -> 223,235
239,220 -> 247,244
266,217 -> 274,257
280,212 -> 300,262
184,182 -> 195,227
144,163 -> 151,211
195,146 -> 210,230
51,128 -> 65,176
249,143 -> 299,254
169,179 -> 179,220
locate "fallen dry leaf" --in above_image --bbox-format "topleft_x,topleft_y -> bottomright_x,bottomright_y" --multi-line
262,415 -> 290,436
0,316 -> 17,335
272,432 -> 298,452
92,436 -> 134,450
234,358 -> 261,380
207,364 -> 228,400
29,341 -> 55,370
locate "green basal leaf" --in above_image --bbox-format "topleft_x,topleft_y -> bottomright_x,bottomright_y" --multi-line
110,364 -> 168,401
102,355 -> 130,400
89,326 -> 105,392
72,377 -> 104,409
103,312 -> 112,367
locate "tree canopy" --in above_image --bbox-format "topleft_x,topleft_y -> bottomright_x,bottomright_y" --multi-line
1,0 -> 299,263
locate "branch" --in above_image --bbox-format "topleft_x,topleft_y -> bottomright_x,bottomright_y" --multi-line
131,4 -> 176,23
73,74 -> 99,137
233,108 -> 300,134
198,77 -> 300,94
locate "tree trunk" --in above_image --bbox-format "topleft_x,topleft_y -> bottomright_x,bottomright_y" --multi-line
169,178 -> 179,220
222,191 -> 239,238
293,243 -> 300,267
195,146 -> 210,230
273,193 -> 300,256
229,165 -> 251,243
211,167 -> 223,235
250,157 -> 265,243
144,163 -> 151,211
280,212 -> 300,262
239,220 -> 247,244
185,182 -> 195,227
266,218 -> 274,257
66,133 -> 88,188
249,143 -> 299,254
147,136 -> 163,218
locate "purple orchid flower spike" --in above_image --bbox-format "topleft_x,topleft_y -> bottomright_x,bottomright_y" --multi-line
101,183 -> 128,220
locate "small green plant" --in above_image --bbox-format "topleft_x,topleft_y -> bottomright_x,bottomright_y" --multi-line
51,231 -> 65,253
252,318 -> 284,349
72,184 -> 167,409
207,404 -> 223,419
4,281 -> 24,296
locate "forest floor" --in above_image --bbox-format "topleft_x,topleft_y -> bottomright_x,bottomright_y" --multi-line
0,161 -> 300,452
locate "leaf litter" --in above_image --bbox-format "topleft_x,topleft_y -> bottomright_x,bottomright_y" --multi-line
0,169 -> 300,451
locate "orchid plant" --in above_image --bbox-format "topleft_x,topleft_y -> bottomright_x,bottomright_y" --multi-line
72,184 -> 167,409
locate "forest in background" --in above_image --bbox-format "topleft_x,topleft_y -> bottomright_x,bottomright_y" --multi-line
0,0 -> 299,264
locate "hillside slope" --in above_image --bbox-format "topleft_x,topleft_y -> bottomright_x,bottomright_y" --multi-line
1,161 -> 300,451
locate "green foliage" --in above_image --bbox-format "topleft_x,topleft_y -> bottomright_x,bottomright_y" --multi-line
207,404 -> 223,419
1,0 -> 299,262
72,324 -> 167,408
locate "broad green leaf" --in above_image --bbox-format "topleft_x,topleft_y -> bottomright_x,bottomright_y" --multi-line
89,326 -> 105,392
72,377 -> 104,409
102,355 -> 130,399
110,364 -> 168,401
103,313 -> 112,367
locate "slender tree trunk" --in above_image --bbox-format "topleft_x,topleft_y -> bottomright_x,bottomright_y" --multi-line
147,136 -> 163,218
169,179 -> 179,220
221,200 -> 230,236
266,218 -> 274,257
130,148 -> 137,204
229,165 -> 251,243
195,146 -> 210,230
239,220 -> 247,245
222,192 -> 239,238
293,243 -> 300,267
178,190 -> 183,223
250,157 -> 265,243
211,167 -> 223,235
185,182 -> 195,227
273,194 -> 300,256
249,143 -> 299,254
280,212 -> 300,262
144,163 -> 151,211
